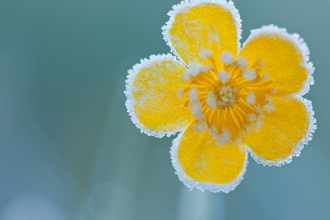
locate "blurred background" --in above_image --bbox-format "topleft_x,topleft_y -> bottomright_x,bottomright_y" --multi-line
0,0 -> 329,219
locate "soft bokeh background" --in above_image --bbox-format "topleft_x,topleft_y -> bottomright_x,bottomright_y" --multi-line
0,0 -> 328,219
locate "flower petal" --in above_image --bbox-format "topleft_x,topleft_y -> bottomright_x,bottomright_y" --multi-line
163,0 -> 241,65
171,123 -> 248,193
244,96 -> 316,166
239,25 -> 314,96
125,54 -> 194,138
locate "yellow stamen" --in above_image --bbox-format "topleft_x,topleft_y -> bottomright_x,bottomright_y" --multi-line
181,51 -> 273,143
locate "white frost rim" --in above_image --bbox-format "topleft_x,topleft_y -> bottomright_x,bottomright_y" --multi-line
124,54 -> 186,138
242,24 -> 315,97
170,127 -> 249,193
242,25 -> 316,166
162,0 -> 242,64
247,96 -> 316,167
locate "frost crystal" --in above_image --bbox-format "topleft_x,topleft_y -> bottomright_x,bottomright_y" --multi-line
245,91 -> 256,104
243,69 -> 256,80
217,70 -> 230,84
182,61 -> 209,80
237,56 -> 248,70
199,47 -> 212,58
188,88 -> 204,120
206,91 -> 217,109
220,51 -> 234,64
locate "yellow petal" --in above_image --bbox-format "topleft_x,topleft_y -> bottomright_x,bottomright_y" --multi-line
171,123 -> 247,193
163,0 -> 241,66
239,25 -> 314,96
125,54 -> 193,138
244,96 -> 316,166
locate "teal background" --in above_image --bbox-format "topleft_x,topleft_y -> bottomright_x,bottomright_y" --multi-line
0,0 -> 328,219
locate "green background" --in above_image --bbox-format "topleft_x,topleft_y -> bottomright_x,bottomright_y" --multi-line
0,0 -> 328,219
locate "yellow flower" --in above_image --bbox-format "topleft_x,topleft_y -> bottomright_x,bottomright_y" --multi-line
125,0 -> 316,193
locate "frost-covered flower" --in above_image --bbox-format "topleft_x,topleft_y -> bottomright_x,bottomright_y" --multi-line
125,0 -> 316,193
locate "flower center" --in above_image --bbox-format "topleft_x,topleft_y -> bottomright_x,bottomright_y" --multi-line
181,50 -> 275,145
208,83 -> 240,108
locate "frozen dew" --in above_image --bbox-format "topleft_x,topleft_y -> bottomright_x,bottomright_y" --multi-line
213,129 -> 231,145
255,105 -> 262,114
206,91 -> 217,109
182,70 -> 193,81
265,95 -> 273,103
182,61 -> 209,81
198,47 -> 212,59
207,28 -> 220,44
217,70 -> 230,84
188,88 -> 204,120
235,137 -> 242,145
182,68 -> 199,81
188,88 -> 198,102
237,56 -> 248,70
238,143 -> 245,153
220,51 -> 235,64
246,90 -> 256,105
263,104 -> 275,112
245,124 -> 253,133
242,69 -> 256,80
210,126 -> 217,135
254,119 -> 262,128
177,89 -> 184,98
190,102 -> 204,120
182,62 -> 201,80
248,113 -> 257,122
263,96 -> 275,112
200,64 -> 211,73
194,122 -> 207,131
262,72 -> 270,80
